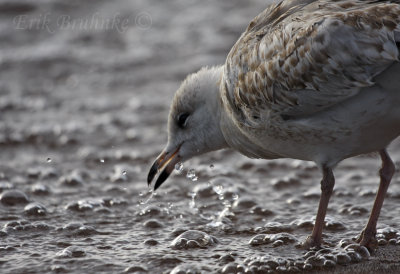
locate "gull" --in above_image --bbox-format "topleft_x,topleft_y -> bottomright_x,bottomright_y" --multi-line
147,0 -> 400,250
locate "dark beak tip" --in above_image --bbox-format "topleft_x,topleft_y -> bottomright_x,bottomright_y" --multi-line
147,175 -> 153,187
153,168 -> 171,191
148,148 -> 179,191
147,162 -> 159,186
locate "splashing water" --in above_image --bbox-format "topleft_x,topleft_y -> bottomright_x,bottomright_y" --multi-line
175,162 -> 184,174
164,202 -> 174,215
186,169 -> 198,182
222,200 -> 231,208
213,185 -> 223,195
212,185 -> 224,201
207,207 -> 231,228
189,192 -> 196,208
139,190 -> 154,205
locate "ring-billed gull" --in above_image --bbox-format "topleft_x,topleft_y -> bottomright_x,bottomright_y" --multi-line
147,0 -> 400,249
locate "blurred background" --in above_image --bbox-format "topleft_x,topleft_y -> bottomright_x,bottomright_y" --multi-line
1,0 -> 400,273
0,0 -> 268,176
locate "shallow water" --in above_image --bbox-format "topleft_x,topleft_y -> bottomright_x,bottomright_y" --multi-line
1,0 -> 400,273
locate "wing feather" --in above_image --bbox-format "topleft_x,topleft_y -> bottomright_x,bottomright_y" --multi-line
221,0 -> 400,125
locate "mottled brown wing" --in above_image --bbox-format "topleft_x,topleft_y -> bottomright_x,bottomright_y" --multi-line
222,0 -> 400,126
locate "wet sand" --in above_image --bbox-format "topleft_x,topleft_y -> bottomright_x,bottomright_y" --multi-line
318,245 -> 400,274
0,0 -> 399,273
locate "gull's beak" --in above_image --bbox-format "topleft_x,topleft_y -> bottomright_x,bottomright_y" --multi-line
147,146 -> 181,191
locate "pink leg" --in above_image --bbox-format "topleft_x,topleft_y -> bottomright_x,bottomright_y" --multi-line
358,149 -> 395,250
304,165 -> 335,248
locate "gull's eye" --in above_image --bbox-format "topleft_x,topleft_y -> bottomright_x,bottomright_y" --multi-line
177,112 -> 190,128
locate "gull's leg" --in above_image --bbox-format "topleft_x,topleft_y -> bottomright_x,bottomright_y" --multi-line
358,149 -> 395,250
303,165 -> 335,248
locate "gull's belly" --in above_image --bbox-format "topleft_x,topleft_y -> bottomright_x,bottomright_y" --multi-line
239,86 -> 400,166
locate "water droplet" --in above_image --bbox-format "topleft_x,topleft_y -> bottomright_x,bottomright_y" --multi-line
232,193 -> 239,200
188,192 -> 197,208
122,171 -> 127,175
223,200 -> 231,208
213,185 -> 223,195
139,192 -> 144,197
46,158 -> 52,163
100,159 -> 105,163
175,162 -> 184,173
186,169 -> 198,182
186,169 -> 195,178
209,164 -> 214,169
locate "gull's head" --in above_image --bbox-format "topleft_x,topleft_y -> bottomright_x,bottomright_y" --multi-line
147,66 -> 227,190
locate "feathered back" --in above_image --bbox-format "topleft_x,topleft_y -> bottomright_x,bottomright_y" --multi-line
221,0 -> 400,126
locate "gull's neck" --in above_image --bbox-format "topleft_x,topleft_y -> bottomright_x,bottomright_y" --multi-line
200,65 -> 228,152
217,66 -> 272,159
